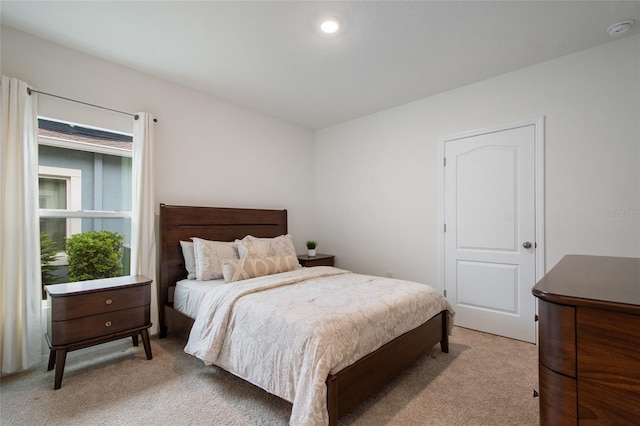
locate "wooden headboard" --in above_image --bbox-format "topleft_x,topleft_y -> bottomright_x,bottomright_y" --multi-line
158,203 -> 288,337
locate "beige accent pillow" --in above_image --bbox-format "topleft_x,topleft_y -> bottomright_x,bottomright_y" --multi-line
192,238 -> 239,280
236,234 -> 297,259
222,255 -> 300,283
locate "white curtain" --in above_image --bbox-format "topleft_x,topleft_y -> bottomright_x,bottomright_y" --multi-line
0,76 -> 43,374
131,113 -> 158,335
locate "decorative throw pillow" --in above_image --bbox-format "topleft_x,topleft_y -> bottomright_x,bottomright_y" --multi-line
179,240 -> 197,280
236,234 -> 297,259
192,238 -> 239,280
222,255 -> 300,283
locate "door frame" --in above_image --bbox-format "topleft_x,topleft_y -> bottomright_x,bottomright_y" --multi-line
437,116 -> 545,304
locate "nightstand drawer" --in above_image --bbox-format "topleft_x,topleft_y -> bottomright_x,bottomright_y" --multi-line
298,254 -> 335,267
50,305 -> 150,345
51,285 -> 151,321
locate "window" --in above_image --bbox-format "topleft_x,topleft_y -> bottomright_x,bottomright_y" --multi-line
39,166 -> 82,251
38,118 -> 133,294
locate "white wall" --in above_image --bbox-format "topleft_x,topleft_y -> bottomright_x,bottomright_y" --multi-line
316,34 -> 640,288
1,26 -> 317,251
4,25 -> 639,292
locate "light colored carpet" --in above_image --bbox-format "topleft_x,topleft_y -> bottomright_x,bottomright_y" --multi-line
0,326 -> 539,425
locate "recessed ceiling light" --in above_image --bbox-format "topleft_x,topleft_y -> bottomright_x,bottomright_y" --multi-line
320,19 -> 340,34
607,20 -> 634,36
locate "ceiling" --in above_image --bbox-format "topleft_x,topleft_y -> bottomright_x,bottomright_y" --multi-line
2,1 -> 639,129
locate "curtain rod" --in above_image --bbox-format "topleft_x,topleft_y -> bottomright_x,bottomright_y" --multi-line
27,87 -> 158,122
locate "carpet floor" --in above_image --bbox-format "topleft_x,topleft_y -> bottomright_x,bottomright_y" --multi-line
0,326 -> 539,425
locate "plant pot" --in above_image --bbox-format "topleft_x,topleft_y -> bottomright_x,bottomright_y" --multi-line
307,249 -> 316,257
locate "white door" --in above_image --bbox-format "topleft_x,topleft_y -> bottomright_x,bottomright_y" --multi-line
443,121 -> 541,343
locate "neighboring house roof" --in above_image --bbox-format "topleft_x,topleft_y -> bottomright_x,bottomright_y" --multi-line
38,128 -> 132,151
38,119 -> 132,152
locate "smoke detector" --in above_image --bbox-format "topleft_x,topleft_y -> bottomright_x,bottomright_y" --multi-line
607,20 -> 634,36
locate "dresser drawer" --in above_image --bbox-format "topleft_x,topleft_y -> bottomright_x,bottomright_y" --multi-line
539,363 -> 577,426
50,305 -> 150,345
51,285 -> 151,321
539,300 -> 576,377
577,307 -> 640,423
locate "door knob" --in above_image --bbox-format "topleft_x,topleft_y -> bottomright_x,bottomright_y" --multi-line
522,241 -> 532,249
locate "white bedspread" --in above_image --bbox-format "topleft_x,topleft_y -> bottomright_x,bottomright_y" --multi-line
174,278 -> 225,319
184,266 -> 453,426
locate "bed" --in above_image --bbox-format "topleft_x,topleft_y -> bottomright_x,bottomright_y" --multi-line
158,203 -> 452,425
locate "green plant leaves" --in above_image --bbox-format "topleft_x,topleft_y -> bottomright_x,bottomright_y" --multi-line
66,231 -> 124,282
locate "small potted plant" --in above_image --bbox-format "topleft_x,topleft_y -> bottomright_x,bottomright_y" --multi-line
306,240 -> 317,257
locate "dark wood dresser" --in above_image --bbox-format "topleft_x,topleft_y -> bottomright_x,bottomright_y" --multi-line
45,275 -> 153,389
532,255 -> 640,425
297,253 -> 335,267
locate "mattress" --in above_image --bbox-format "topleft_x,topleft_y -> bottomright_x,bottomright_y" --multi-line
173,278 -> 226,319
184,266 -> 453,426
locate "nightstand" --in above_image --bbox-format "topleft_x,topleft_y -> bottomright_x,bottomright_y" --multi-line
44,275 -> 153,389
297,254 -> 335,267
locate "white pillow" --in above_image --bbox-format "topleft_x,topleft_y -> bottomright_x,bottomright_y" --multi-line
222,255 -> 300,283
179,241 -> 197,280
236,234 -> 297,259
192,238 -> 239,280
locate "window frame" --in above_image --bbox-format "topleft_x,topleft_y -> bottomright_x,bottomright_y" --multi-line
37,121 -> 133,222
37,119 -> 133,273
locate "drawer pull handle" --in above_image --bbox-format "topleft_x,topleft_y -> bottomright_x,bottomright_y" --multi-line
106,299 -> 113,305
105,321 -> 112,327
